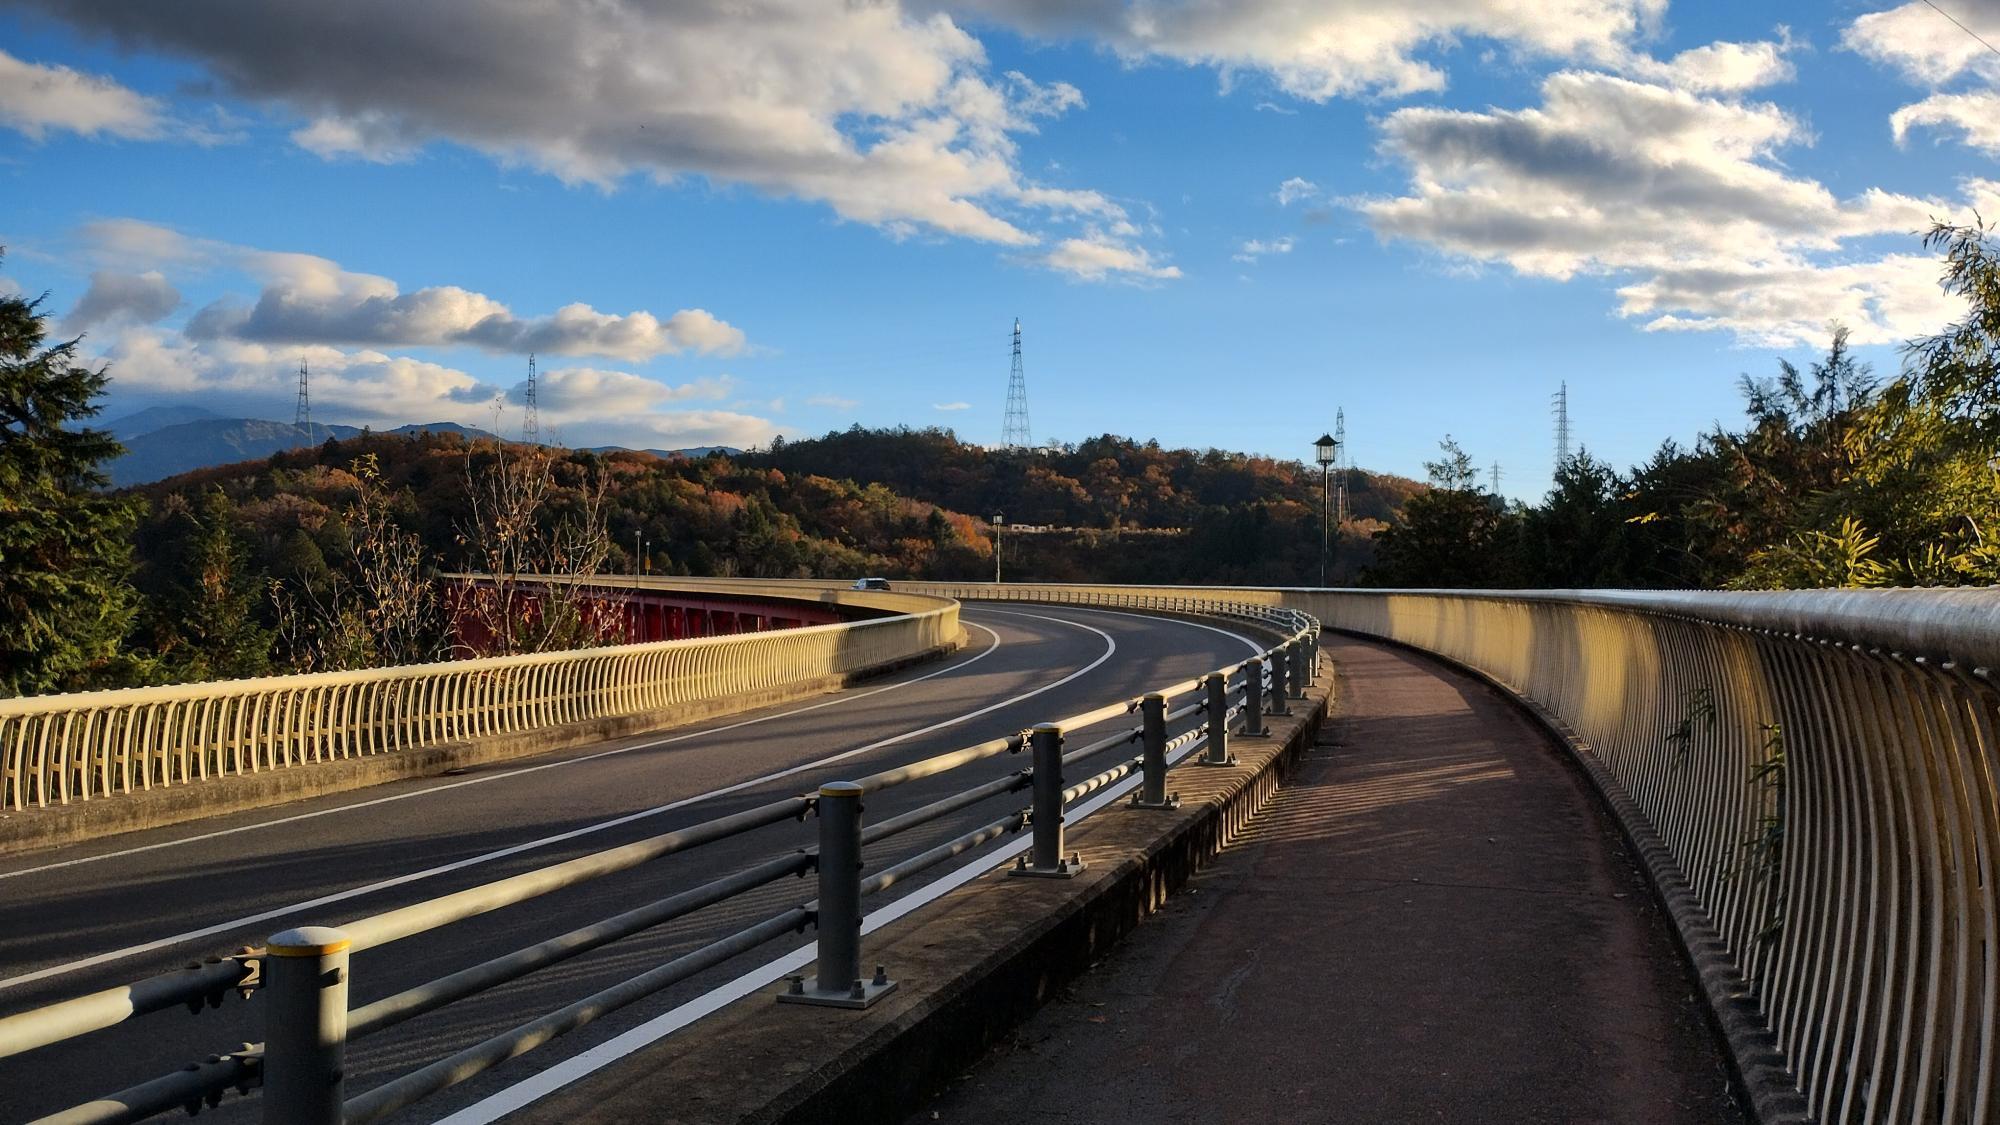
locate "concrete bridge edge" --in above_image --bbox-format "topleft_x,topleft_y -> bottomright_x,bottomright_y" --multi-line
0,639 -> 964,857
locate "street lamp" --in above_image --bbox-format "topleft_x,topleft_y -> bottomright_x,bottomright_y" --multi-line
1314,433 -> 1337,587
993,514 -> 1005,583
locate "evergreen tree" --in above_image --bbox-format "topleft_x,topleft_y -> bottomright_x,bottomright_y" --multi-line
140,489 -> 272,681
1365,437 -> 1520,588
0,258 -> 144,695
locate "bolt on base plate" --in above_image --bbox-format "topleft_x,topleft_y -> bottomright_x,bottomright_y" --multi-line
1196,754 -> 1240,767
1129,793 -> 1181,810
1010,853 -> 1086,879
777,972 -> 898,1009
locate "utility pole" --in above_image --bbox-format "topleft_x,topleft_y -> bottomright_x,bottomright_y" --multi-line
1002,319 -> 1032,450
523,353 -> 540,445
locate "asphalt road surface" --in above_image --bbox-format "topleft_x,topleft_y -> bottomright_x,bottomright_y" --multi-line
0,604 -> 1263,1124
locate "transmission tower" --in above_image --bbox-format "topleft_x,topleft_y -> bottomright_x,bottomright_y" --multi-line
1001,318 -> 1032,450
1552,380 -> 1571,469
294,361 -> 311,445
1332,407 -> 1349,528
1490,460 -> 1503,495
522,353 -> 540,445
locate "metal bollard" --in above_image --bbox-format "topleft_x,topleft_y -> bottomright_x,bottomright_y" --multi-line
780,782 -> 896,1008
1013,724 -> 1083,877
262,927 -> 349,1125
1269,643 -> 1290,716
1291,640 -> 1310,699
1130,693 -> 1178,809
1200,672 -> 1237,766
1241,658 -> 1267,736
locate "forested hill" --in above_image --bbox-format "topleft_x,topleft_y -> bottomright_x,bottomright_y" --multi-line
741,427 -> 1418,531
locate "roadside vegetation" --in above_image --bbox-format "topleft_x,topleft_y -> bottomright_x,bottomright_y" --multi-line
5,220 -> 2000,694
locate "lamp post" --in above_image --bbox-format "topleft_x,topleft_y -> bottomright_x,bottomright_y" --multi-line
1314,433 -> 1337,587
633,530 -> 642,576
993,514 -> 1005,583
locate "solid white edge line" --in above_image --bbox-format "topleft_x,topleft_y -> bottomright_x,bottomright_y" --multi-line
433,700 -> 1240,1125
3,620 -> 1014,882
1038,603 -> 1266,656
0,613 -> 1117,993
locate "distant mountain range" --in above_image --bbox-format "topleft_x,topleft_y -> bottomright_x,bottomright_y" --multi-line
101,408 -> 739,486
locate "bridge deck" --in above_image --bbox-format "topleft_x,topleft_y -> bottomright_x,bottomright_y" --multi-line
914,636 -> 1748,1124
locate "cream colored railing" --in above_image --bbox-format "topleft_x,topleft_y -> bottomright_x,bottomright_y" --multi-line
858,579 -> 2000,1124
1,584 -> 957,810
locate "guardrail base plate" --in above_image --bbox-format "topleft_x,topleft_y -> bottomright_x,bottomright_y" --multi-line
1010,854 -> 1086,879
777,977 -> 899,1009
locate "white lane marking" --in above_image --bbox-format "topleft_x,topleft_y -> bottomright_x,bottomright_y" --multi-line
1,622 -> 1012,883
0,614 -> 1118,993
434,720 -> 1229,1125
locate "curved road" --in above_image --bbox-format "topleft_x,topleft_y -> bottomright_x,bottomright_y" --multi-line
0,604 -> 1262,1124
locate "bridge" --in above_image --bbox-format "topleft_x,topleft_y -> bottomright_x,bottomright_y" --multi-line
0,580 -> 1993,1124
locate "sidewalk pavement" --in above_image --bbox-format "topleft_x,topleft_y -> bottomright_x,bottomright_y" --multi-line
909,636 -> 1748,1125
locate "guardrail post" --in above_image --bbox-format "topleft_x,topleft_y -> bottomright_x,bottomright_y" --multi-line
781,783 -> 896,1008
1290,640 -> 1309,699
1130,693 -> 1178,810
1241,658 -> 1267,736
1013,724 -> 1083,877
1200,672 -> 1237,766
1268,644 -> 1290,716
263,926 -> 349,1125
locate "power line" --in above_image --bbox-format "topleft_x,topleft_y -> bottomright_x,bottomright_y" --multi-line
1919,0 -> 2000,62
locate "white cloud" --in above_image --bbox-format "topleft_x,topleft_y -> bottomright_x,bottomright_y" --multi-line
20,0 -> 1141,263
805,394 -> 860,410
935,0 -> 1664,99
1275,176 -> 1320,205
1893,90 -> 2000,153
92,326 -> 777,449
1042,232 -> 1183,281
82,220 -> 746,361
1636,37 -> 1795,92
0,49 -> 166,141
933,401 -> 971,411
1234,236 -> 1295,262
66,270 -> 180,329
1356,67 -> 1974,346
1847,3 -> 2000,156
1844,2 -> 2000,85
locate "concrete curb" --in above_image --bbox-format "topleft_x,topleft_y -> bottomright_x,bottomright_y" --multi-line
1322,627 -> 1811,1125
513,663 -> 1335,1125
0,641 -> 961,857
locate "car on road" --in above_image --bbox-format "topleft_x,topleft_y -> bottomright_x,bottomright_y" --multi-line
851,577 -> 892,591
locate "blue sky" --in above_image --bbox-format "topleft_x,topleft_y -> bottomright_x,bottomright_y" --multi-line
3,0 -> 1999,499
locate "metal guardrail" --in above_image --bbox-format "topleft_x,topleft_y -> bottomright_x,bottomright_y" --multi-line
887,581 -> 2000,1125
1,591 -> 1318,1124
0,585 -> 957,811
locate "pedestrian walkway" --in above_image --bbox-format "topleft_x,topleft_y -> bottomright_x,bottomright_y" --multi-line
912,636 -> 1747,1125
